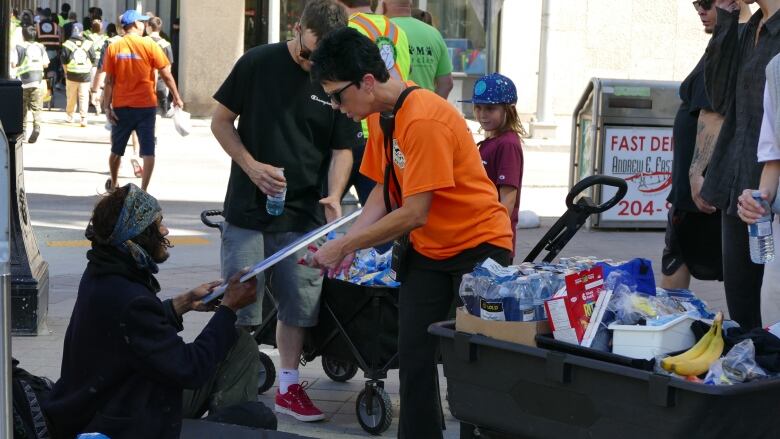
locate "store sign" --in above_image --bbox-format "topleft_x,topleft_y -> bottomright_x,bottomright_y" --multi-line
600,126 -> 673,222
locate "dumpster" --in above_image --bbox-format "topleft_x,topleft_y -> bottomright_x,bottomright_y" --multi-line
570,78 -> 681,228
430,321 -> 780,439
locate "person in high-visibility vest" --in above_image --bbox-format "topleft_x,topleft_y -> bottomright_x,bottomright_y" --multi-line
10,25 -> 50,144
61,25 -> 97,127
337,0 -> 412,210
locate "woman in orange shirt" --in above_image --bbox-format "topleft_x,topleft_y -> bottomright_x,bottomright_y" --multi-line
311,28 -> 513,438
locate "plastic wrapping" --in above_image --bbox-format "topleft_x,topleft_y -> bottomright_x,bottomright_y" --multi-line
173,106 -> 192,136
704,339 -> 768,385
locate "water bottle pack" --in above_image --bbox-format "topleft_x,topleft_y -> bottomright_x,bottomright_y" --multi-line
458,258 -> 613,322
334,248 -> 399,287
458,257 -> 626,323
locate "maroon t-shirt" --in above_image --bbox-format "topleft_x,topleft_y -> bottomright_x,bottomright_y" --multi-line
479,130 -> 523,252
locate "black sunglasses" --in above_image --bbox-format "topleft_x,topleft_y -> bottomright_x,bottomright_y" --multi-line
692,0 -> 714,10
327,82 -> 357,106
298,32 -> 312,60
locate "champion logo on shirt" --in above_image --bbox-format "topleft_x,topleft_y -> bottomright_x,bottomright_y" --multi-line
310,94 -> 333,107
499,175 -> 506,180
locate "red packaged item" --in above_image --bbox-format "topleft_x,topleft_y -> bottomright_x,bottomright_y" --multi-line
544,266 -> 605,344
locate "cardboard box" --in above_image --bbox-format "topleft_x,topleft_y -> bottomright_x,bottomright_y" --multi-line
455,307 -> 550,347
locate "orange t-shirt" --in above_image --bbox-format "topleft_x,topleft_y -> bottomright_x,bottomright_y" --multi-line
360,85 -> 514,260
103,34 -> 170,108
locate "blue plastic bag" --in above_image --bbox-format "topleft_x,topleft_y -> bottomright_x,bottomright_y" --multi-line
597,258 -> 655,295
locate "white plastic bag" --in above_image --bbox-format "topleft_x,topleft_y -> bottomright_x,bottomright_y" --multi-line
172,107 -> 191,137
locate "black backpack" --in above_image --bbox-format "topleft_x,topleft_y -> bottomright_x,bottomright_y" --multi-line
12,358 -> 53,439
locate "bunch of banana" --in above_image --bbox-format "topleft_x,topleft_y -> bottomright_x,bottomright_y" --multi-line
660,312 -> 724,377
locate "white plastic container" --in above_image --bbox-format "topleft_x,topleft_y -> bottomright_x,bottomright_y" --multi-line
608,315 -> 697,360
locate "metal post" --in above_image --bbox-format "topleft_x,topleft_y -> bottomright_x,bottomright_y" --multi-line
268,0 -> 280,44
1,4 -> 16,434
0,1 -> 13,434
0,122 -> 15,439
531,0 -> 557,139
1,0 -> 9,79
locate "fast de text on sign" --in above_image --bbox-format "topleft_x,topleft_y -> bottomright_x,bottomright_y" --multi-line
600,126 -> 673,222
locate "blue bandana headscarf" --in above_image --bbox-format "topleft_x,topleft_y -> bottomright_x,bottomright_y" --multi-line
108,184 -> 163,273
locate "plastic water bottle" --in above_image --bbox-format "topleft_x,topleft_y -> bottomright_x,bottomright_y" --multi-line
479,279 -> 505,321
527,273 -> 551,321
749,190 -> 775,264
515,277 -> 536,322
459,274 -> 479,316
499,280 -> 519,321
266,169 -> 286,216
77,434 -> 110,439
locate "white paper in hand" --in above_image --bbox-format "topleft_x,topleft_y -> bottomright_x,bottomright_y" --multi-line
173,107 -> 192,137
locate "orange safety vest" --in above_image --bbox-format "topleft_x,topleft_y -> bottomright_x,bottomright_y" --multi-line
349,14 -> 408,81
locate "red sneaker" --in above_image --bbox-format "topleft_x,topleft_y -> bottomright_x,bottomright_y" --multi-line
275,382 -> 325,422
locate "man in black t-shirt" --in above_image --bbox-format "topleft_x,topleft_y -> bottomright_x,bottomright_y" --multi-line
210,0 -> 359,423
661,0 -> 725,289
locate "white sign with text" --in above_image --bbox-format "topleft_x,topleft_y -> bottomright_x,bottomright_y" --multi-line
600,126 -> 673,222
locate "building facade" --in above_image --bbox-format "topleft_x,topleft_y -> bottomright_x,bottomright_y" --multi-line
11,0 -> 716,143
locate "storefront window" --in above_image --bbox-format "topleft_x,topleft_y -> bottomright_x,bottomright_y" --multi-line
417,0 -> 496,76
245,0 -> 268,51
279,0 -> 306,42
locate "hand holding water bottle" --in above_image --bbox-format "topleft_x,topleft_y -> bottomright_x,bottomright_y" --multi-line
737,189 -> 769,224
738,189 -> 775,263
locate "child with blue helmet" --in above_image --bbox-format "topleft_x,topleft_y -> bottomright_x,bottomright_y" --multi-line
462,72 -> 526,257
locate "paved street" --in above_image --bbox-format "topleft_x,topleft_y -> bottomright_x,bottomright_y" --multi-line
10,108 -> 727,438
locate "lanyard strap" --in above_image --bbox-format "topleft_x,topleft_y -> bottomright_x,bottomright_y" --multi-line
380,85 -> 420,213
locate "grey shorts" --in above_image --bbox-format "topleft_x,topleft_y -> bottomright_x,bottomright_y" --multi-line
220,222 -> 323,327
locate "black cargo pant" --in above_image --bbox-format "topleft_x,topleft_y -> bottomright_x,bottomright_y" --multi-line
722,213 -> 764,329
398,243 -> 510,439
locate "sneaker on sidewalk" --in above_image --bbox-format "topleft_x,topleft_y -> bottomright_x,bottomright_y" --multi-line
80,119 -> 88,127
65,115 -> 74,124
275,382 -> 325,422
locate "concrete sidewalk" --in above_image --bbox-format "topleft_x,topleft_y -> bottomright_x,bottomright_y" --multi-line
11,219 -> 728,439
11,109 -> 727,438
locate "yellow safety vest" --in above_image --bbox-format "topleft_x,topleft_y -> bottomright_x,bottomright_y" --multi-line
348,13 -> 410,81
349,13 -> 412,139
63,39 -> 94,74
88,33 -> 107,59
16,42 -> 46,84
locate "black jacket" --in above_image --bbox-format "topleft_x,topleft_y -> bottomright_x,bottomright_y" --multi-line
42,246 -> 238,439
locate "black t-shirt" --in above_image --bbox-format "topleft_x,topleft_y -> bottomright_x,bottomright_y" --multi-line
668,55 -> 712,212
213,42 -> 363,232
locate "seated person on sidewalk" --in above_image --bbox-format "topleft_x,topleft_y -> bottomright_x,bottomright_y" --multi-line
42,184 -> 269,439
463,72 -> 525,259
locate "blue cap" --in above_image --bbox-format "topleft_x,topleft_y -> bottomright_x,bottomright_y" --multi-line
460,73 -> 517,105
120,10 -> 150,27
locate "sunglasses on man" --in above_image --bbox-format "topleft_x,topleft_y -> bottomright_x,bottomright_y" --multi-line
327,82 -> 357,106
692,0 -> 714,10
299,32 -> 313,60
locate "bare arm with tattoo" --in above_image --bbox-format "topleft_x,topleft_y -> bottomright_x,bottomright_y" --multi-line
689,109 -> 724,213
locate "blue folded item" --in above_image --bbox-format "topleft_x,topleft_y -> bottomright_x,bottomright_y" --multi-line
597,258 -> 656,295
